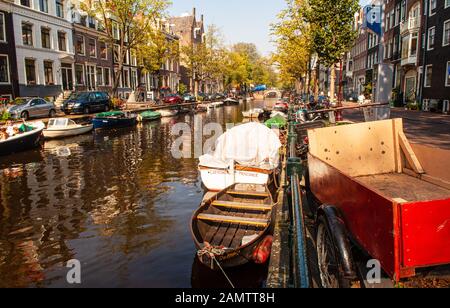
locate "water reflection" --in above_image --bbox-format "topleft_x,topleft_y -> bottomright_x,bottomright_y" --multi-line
0,102 -> 268,287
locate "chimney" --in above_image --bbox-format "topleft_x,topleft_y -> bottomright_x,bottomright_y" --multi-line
201,14 -> 204,23
192,7 -> 196,18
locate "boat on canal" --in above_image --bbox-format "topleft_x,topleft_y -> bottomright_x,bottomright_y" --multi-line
137,111 -> 162,122
223,98 -> 239,106
242,108 -> 264,119
159,109 -> 179,117
43,118 -> 93,139
92,111 -> 137,130
191,183 -> 275,270
0,121 -> 45,156
199,122 -> 282,191
209,101 -> 224,109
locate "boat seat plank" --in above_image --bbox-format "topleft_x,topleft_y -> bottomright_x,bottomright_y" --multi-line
212,200 -> 272,211
197,214 -> 269,227
227,190 -> 270,198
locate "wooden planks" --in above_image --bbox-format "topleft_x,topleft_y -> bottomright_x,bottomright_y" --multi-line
212,200 -> 272,211
398,131 -> 425,174
197,214 -> 269,227
227,190 -> 270,198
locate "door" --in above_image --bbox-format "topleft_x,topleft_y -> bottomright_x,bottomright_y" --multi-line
62,68 -> 73,91
405,77 -> 416,102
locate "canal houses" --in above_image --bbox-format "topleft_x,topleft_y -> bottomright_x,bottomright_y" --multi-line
421,0 -> 450,112
9,0 -> 75,101
72,7 -> 114,97
0,1 -> 19,100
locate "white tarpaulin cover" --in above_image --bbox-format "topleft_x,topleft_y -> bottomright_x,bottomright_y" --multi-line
199,122 -> 282,170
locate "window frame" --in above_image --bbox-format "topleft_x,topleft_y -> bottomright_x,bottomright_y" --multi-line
446,61 -> 450,87
76,35 -> 85,56
0,12 -> 6,43
75,64 -> 85,85
429,0 -> 437,16
424,64 -> 432,88
0,54 -> 10,84
443,19 -> 450,47
22,22 -> 33,46
41,27 -> 51,49
58,31 -> 66,51
25,58 -> 36,85
43,60 -> 54,85
428,26 -> 436,51
88,38 -> 97,58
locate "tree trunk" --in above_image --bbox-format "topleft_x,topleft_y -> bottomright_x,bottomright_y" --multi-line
330,64 -> 336,103
314,61 -> 320,102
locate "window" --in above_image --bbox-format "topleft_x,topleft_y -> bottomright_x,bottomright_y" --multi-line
88,16 -> 96,29
41,27 -> 51,49
446,0 -> 450,8
428,27 -> 435,50
130,50 -> 137,66
123,69 -> 130,88
96,67 -> 103,86
113,44 -> 120,63
56,0 -> 64,18
0,13 -> 5,42
75,64 -> 84,85
58,31 -> 66,51
395,4 -> 400,26
100,42 -> 107,59
20,0 -> 31,7
411,33 -> 418,56
22,23 -> 33,46
0,55 -> 9,83
103,68 -> 110,86
424,65 -> 432,87
112,22 -> 120,40
76,35 -> 85,55
89,38 -> 96,57
44,61 -> 54,85
39,0 -> 48,13
131,70 -> 137,89
401,0 -> 406,21
446,62 -> 450,87
25,59 -> 36,85
390,10 -> 394,29
444,20 -> 450,47
429,0 -> 437,16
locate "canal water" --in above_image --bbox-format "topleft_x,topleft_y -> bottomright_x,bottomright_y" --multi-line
0,100 -> 271,288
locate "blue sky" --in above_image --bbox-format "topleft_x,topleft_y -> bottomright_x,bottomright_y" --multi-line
169,0 -> 370,56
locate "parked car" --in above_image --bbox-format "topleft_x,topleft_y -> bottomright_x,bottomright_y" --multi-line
183,93 -> 196,103
163,94 -> 183,105
7,97 -> 57,120
62,92 -> 111,115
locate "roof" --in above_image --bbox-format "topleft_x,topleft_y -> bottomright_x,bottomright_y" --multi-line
169,15 -> 195,34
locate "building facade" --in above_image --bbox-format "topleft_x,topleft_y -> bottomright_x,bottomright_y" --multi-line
72,10 -> 114,96
0,1 -> 19,100
421,0 -> 450,112
10,0 -> 75,101
169,8 -> 204,93
351,8 -> 369,97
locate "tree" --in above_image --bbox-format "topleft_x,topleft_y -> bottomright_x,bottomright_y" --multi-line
82,0 -> 169,96
305,0 -> 359,103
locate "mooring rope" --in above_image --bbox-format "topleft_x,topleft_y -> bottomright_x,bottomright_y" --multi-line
198,245 -> 235,289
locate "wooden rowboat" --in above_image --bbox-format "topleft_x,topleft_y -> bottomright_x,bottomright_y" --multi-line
191,183 -> 275,270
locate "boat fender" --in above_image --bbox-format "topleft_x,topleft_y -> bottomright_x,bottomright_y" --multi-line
252,236 -> 273,264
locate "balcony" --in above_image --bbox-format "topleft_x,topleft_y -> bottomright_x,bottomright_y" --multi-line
400,17 -> 420,34
401,55 -> 417,66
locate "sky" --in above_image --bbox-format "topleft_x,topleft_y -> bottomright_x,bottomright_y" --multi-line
169,0 -> 371,57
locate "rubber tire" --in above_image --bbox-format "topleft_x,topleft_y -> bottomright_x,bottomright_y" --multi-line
316,215 -> 353,288
49,109 -> 56,118
83,106 -> 90,115
21,111 -> 29,120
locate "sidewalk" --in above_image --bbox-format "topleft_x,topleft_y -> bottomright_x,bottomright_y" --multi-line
341,102 -> 450,149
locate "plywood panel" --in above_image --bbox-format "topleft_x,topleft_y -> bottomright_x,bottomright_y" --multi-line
411,143 -> 450,182
308,119 -> 402,177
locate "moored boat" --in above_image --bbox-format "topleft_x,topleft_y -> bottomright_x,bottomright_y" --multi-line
137,111 -> 162,122
196,104 -> 209,113
242,108 -> 264,119
191,183 -> 275,270
43,118 -> 93,139
159,109 -> 179,117
223,98 -> 239,106
210,101 -> 224,108
199,122 -> 282,191
92,111 -> 137,130
0,121 -> 45,156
